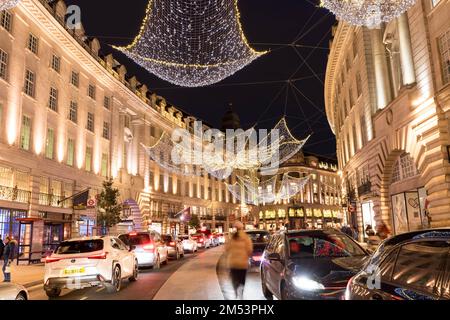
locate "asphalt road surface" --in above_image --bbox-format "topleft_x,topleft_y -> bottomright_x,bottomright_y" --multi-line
28,250 -> 204,300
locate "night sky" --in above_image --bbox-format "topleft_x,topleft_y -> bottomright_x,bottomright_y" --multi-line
65,0 -> 337,160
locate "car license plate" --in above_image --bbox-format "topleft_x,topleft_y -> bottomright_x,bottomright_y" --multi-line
64,267 -> 85,275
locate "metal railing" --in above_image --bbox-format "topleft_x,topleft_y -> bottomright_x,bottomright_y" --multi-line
38,193 -> 72,208
0,185 -> 31,203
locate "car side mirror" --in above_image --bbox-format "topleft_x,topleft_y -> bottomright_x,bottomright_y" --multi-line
129,245 -> 136,251
267,253 -> 281,261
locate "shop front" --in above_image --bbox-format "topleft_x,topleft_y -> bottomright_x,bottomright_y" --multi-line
390,187 -> 428,235
39,212 -> 72,253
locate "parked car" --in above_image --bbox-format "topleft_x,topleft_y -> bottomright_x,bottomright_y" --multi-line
191,233 -> 211,249
180,235 -> 198,253
119,231 -> 169,269
260,229 -> 370,300
245,230 -> 270,267
346,228 -> 450,300
162,234 -> 184,260
44,236 -> 139,298
0,283 -> 28,300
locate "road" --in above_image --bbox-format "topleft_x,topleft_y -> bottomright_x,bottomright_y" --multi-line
27,250 -> 204,300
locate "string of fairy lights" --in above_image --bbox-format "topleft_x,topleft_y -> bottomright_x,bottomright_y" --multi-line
113,0 -> 267,87
0,0 -> 20,11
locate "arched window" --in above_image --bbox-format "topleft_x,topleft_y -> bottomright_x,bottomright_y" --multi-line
391,153 -> 419,183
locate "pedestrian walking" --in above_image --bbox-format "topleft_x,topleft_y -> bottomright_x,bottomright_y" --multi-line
2,236 -> 17,282
225,222 -> 253,300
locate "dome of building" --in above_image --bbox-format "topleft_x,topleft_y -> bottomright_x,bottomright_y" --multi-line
221,103 -> 241,131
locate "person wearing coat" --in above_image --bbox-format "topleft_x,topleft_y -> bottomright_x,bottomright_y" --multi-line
2,236 -> 17,282
225,222 -> 253,299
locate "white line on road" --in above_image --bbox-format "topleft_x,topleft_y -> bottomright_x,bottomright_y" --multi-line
96,287 -> 105,293
80,296 -> 88,300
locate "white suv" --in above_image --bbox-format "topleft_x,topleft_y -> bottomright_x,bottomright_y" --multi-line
44,236 -> 138,298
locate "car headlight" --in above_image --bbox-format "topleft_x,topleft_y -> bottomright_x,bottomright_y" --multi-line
292,276 -> 325,291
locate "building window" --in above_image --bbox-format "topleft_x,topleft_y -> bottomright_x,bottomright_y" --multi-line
51,54 -> 61,73
48,87 -> 58,112
352,124 -> 359,152
0,49 -> 8,80
124,116 -> 130,129
0,104 -> 3,132
392,153 -> 419,183
24,69 -> 35,97
20,116 -> 31,151
45,128 -> 54,159
104,96 -> 110,109
88,84 -> 96,100
86,112 -> 95,132
352,38 -> 358,59
360,115 -> 368,146
85,147 -> 92,172
69,101 -> 78,123
349,88 -> 354,107
67,138 -> 75,166
438,29 -> 450,85
27,33 -> 39,54
356,73 -> 362,97
101,153 -> 108,177
150,126 -> 156,137
71,71 -> 79,87
103,122 -> 110,140
0,11 -> 12,32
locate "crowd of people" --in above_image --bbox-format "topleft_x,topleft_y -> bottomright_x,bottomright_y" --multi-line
0,235 -> 18,282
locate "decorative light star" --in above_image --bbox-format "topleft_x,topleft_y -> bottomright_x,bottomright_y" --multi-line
113,0 -> 267,87
321,0 -> 417,28
0,0 -> 20,11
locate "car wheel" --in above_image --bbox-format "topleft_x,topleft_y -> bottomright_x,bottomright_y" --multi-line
15,291 -> 27,300
261,271 -> 273,300
45,288 -> 61,298
129,260 -> 139,282
153,255 -> 161,270
162,253 -> 168,265
175,249 -> 180,260
106,265 -> 122,293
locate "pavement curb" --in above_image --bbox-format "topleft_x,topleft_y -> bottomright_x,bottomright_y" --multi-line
24,280 -> 43,288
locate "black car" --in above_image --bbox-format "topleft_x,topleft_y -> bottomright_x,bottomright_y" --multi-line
245,230 -> 271,267
260,229 -> 370,300
346,228 -> 450,300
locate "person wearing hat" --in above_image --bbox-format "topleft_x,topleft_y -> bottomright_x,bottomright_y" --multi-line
225,221 -> 253,299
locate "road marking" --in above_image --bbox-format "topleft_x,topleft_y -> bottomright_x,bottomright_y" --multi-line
80,296 -> 88,300
96,287 -> 105,293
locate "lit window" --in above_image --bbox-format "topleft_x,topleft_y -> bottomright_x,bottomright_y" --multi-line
0,11 -> 12,32
20,116 -> 31,151
71,71 -> 79,87
86,112 -> 95,132
67,138 -> 75,166
48,87 -> 58,112
69,101 -> 78,123
24,69 -> 35,97
85,147 -> 92,172
45,128 -> 54,159
392,153 -> 418,183
0,49 -> 8,80
438,29 -> 450,85
27,34 -> 39,54
101,153 -> 108,177
51,55 -> 61,73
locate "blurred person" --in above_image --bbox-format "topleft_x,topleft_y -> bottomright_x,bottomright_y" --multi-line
2,236 -> 17,282
376,221 -> 392,240
0,236 -> 4,259
365,225 -> 375,237
225,221 -> 253,300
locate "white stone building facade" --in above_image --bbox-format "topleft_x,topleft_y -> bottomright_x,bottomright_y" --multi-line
325,0 -> 450,240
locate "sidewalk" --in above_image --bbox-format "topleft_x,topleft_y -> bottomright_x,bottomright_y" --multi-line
153,246 -> 225,300
1,263 -> 45,288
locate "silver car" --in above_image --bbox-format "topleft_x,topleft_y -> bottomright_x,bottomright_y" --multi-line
0,283 -> 28,300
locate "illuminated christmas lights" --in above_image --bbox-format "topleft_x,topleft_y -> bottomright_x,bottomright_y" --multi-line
114,0 -> 266,87
0,0 -> 20,11
321,0 -> 417,28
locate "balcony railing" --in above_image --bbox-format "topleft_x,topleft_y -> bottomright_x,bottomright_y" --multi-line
38,193 -> 72,208
0,185 -> 31,204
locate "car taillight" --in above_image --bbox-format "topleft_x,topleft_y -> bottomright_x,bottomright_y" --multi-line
143,243 -> 155,251
199,238 -> 204,243
88,252 -> 108,259
169,241 -> 176,246
45,257 -> 61,263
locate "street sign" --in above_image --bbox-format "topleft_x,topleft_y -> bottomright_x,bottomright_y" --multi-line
87,198 -> 97,208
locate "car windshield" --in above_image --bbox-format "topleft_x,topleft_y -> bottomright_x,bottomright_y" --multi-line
287,233 -> 366,258
246,231 -> 270,243
119,234 -> 150,246
55,240 -> 103,254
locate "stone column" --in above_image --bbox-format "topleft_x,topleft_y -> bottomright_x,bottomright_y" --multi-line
397,13 -> 416,86
371,27 -> 393,109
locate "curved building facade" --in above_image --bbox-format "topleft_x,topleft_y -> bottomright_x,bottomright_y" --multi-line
325,1 -> 450,240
